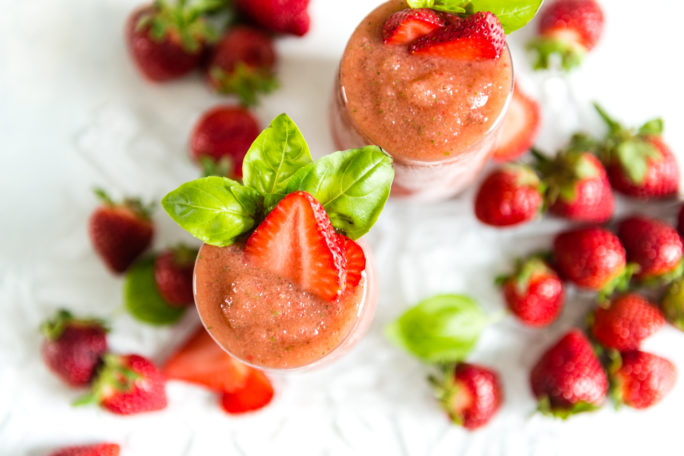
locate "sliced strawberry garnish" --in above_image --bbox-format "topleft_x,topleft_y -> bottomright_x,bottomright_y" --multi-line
162,327 -> 251,392
382,8 -> 445,45
340,235 -> 366,290
219,369 -> 274,414
492,83 -> 541,162
244,191 -> 346,301
409,12 -> 505,60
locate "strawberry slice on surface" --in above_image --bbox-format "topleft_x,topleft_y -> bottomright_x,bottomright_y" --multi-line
382,8 -> 445,45
491,83 -> 541,162
220,368 -> 275,414
49,443 -> 120,456
409,12 -> 505,60
244,191 -> 347,301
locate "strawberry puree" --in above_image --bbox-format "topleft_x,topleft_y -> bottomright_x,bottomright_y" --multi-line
194,243 -> 376,370
330,0 -> 513,200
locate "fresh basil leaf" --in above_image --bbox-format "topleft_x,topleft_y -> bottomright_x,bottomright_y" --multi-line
242,113 -> 313,205
162,176 -> 262,247
385,294 -> 489,363
638,118 -> 664,136
123,256 -> 186,325
470,0 -> 543,33
407,0 -> 466,13
288,146 -> 394,240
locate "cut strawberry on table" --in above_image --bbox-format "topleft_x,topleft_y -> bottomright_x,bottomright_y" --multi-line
382,8 -> 445,45
88,189 -> 154,274
491,83 -> 541,162
410,12 -> 505,60
245,191 -> 347,301
162,327 -> 251,393
154,245 -> 198,307
611,350 -> 677,409
220,368 -> 274,414
49,443 -> 120,456
235,0 -> 311,36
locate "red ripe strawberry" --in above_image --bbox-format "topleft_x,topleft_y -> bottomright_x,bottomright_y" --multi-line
154,245 -> 198,307
235,0 -> 310,36
125,3 -> 217,82
530,329 -> 608,417
244,191 -> 348,301
612,350 -> 677,409
207,26 -> 278,107
81,354 -> 167,415
618,215 -> 683,282
553,227 -> 631,296
591,294 -> 665,351
49,443 -> 120,456
339,235 -> 366,291
534,147 -> 614,223
162,327 -> 251,392
474,164 -> 544,227
410,12 -> 505,60
594,103 -> 679,199
382,8 -> 445,45
431,363 -> 503,430
189,106 -> 260,179
528,0 -> 604,71
88,189 -> 154,274
491,83 -> 542,162
40,310 -> 108,387
498,257 -> 564,327
220,368 -> 275,414
662,278 -> 684,332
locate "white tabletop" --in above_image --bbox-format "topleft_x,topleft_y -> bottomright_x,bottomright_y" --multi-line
2,0 -> 684,454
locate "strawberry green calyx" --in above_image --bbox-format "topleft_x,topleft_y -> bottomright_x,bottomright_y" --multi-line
75,354 -> 142,406
40,309 -> 108,341
662,278 -> 684,331
428,366 -> 465,425
532,148 -> 598,204
94,188 -> 154,221
496,255 -> 552,294
536,395 -> 600,419
527,36 -> 586,71
200,155 -> 234,178
170,244 -> 199,266
209,63 -> 279,107
597,263 -> 638,302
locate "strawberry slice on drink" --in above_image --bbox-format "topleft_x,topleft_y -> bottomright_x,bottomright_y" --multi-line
382,8 -> 445,45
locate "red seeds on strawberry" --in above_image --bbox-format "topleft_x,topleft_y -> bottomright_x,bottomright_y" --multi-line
245,191 -> 347,301
235,0 -> 311,36
432,363 -> 503,430
40,310 -> 108,387
474,164 -> 544,227
591,293 -> 665,351
154,245 -> 198,307
612,350 -> 677,409
410,12 -> 505,60
88,189 -> 154,274
499,257 -> 564,327
530,329 -> 608,417
49,443 -> 120,456
162,327 -> 251,393
207,26 -> 278,106
491,83 -> 541,162
382,8 -> 445,45
220,368 -> 275,414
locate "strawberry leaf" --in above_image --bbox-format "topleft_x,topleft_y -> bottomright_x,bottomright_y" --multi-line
210,62 -> 279,107
615,139 -> 660,184
637,118 -> 664,136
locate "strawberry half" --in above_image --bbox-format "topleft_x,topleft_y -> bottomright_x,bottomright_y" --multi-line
382,8 -> 445,45
220,368 -> 275,414
410,12 -> 505,60
491,83 -> 541,162
244,191 -> 347,301
49,443 -> 120,456
340,235 -> 366,291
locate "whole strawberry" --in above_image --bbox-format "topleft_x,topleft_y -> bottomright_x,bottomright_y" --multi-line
612,350 -> 677,409
207,26 -> 278,106
662,278 -> 684,331
154,245 -> 198,307
528,0 -> 604,71
590,294 -> 665,351
125,2 -> 218,82
431,363 -> 503,430
530,329 -> 608,417
618,215 -> 683,283
553,226 -> 632,297
40,310 -> 108,387
235,0 -> 310,36
594,104 -> 679,199
474,165 -> 544,227
189,106 -> 261,179
533,146 -> 614,223
49,443 -> 120,456
498,257 -> 564,327
88,189 -> 154,274
80,354 -> 167,415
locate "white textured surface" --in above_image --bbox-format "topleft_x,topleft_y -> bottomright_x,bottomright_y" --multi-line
2,0 -> 684,454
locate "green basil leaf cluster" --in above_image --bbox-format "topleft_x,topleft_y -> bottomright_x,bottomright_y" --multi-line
385,294 -> 489,363
162,113 -> 394,246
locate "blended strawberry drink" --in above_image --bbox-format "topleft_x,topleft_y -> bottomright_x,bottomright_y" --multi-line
330,0 -> 529,201
163,114 -> 394,370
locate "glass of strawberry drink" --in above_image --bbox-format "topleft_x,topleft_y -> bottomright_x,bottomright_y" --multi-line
163,114 -> 394,371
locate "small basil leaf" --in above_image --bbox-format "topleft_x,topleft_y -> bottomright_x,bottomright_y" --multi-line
407,0 -> 466,13
123,257 -> 186,325
288,146 -> 394,240
162,176 -> 262,247
242,113 -> 313,204
470,0 -> 543,33
385,294 -> 489,363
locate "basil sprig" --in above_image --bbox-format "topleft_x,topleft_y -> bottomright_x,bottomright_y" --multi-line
162,114 -> 394,245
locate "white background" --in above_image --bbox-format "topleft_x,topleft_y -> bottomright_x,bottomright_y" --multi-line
2,0 -> 684,454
